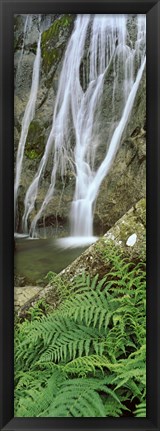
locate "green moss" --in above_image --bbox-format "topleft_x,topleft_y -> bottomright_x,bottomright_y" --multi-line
25,148 -> 40,160
25,120 -> 45,160
134,198 -> 146,225
42,47 -> 60,73
42,15 -> 73,45
41,15 -> 74,73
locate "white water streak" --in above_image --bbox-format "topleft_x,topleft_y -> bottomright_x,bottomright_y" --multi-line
14,32 -> 41,229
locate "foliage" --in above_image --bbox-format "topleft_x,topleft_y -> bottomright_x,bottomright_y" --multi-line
134,401 -> 146,417
25,299 -> 50,321
15,245 -> 146,417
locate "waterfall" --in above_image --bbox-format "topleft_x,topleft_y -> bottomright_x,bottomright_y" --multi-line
14,27 -> 41,231
20,14 -> 146,243
69,57 -> 146,246
22,15 -> 91,234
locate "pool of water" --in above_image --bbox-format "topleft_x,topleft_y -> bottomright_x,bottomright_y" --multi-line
14,237 -> 88,285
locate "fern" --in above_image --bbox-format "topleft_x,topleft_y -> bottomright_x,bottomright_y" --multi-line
15,244 -> 146,417
134,401 -> 146,417
15,369 -> 65,417
62,354 -> 111,375
104,394 -> 129,417
47,377 -> 120,417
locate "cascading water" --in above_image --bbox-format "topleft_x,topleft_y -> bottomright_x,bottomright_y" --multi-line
22,15 -> 91,235
14,22 -> 41,232
20,14 -> 146,245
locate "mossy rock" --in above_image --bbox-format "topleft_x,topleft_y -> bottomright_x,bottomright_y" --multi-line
42,14 -> 73,43
25,120 -> 45,159
42,47 -> 61,73
41,15 -> 74,73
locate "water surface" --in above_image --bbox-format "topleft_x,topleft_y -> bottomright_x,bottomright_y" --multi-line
14,237 -> 87,284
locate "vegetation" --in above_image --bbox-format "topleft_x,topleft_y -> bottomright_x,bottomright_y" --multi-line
25,121 -> 45,160
14,244 -> 146,417
41,15 -> 74,73
42,15 -> 73,43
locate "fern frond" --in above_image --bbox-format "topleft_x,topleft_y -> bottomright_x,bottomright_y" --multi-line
15,369 -> 65,417
38,324 -> 105,363
104,395 -> 129,417
48,387 -> 105,417
134,401 -> 146,417
62,354 -> 111,375
48,376 -> 121,417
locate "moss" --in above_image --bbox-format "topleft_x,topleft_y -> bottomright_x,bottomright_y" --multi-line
42,15 -> 73,45
42,47 -> 61,73
25,148 -> 41,160
134,198 -> 146,225
41,15 -> 74,73
25,120 -> 45,159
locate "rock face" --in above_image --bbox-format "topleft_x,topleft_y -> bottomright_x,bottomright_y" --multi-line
14,14 -> 146,234
14,286 -> 43,310
16,198 -> 146,315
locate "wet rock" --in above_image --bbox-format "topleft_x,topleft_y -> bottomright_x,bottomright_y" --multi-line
17,198 -> 146,315
14,15 -> 146,235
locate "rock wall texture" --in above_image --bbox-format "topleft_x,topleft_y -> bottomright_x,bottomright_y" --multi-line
14,14 -> 146,234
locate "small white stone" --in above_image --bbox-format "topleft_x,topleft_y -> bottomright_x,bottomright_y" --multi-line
104,232 -> 115,241
126,233 -> 137,247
